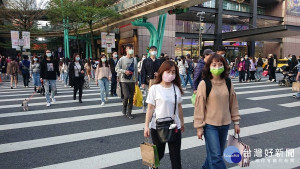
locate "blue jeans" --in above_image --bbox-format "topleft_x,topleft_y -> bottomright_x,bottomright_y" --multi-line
63,72 -> 69,86
43,79 -> 56,103
32,72 -> 41,87
98,77 -> 109,103
255,67 -> 263,80
185,73 -> 193,89
179,74 -> 186,88
203,124 -> 230,169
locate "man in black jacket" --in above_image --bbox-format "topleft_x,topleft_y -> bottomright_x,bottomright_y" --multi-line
109,51 -> 119,96
141,46 -> 161,113
40,50 -> 60,107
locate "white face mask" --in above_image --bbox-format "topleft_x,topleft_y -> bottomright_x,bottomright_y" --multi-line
101,58 -> 106,62
128,49 -> 134,55
221,54 -> 225,57
150,51 -> 157,56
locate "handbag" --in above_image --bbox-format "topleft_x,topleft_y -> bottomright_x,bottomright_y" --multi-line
155,84 -> 178,143
262,70 -> 269,77
140,138 -> 160,168
292,82 -> 300,92
227,134 -> 251,167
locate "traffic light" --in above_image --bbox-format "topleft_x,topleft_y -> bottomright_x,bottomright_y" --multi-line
168,8 -> 189,15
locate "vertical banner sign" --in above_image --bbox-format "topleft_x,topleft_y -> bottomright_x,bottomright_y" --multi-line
11,31 -> 20,50
22,31 -> 30,49
101,32 -> 115,48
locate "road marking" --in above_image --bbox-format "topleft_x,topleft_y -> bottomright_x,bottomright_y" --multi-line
236,88 -> 290,95
0,96 -> 191,118
234,84 -> 278,89
278,101 -> 300,108
247,93 -> 293,100
0,107 -> 268,153
229,147 -> 300,169
34,116 -> 300,169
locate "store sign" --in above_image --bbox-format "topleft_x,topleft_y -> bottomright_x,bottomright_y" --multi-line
11,31 -> 20,50
22,31 -> 30,49
101,32 -> 115,48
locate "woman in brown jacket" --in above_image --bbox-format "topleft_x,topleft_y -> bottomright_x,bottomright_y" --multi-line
194,53 -> 241,169
7,57 -> 19,89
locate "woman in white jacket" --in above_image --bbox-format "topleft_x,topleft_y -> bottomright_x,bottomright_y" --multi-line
177,56 -> 188,90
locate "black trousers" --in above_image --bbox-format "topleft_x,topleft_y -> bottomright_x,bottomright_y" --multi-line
22,73 -> 29,86
73,76 -> 84,100
151,129 -> 182,169
121,82 -> 135,114
239,70 -> 245,82
250,71 -> 256,80
111,72 -> 117,95
246,69 -> 250,81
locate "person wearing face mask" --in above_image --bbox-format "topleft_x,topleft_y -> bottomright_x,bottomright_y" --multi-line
238,56 -> 246,82
30,55 -> 41,92
109,51 -> 119,96
177,55 -> 189,90
216,45 -> 229,65
144,61 -> 184,169
115,44 -> 138,119
244,55 -> 251,82
137,55 -> 146,88
96,54 -> 112,106
69,53 -> 85,103
193,49 -> 213,93
194,53 -> 240,169
19,55 -> 30,88
40,50 -> 60,107
141,46 -> 162,113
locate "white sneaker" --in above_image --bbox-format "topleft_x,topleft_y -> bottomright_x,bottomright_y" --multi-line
51,98 -> 56,103
46,103 -> 51,107
64,85 -> 67,87
101,102 -> 105,106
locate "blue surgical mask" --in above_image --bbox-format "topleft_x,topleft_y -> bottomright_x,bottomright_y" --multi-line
150,51 -> 157,56
34,58 -> 38,61
76,57 -> 80,61
46,53 -> 51,57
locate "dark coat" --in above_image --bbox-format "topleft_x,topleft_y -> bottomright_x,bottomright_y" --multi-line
69,61 -> 84,86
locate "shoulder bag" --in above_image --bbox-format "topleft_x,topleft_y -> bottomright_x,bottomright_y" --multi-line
155,84 -> 178,143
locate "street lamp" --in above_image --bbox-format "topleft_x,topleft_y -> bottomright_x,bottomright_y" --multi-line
196,12 -> 205,56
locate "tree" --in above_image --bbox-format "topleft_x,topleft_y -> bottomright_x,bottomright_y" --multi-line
47,0 -> 119,58
0,0 -> 48,32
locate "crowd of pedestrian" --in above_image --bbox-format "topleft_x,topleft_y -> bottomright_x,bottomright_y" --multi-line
1,45 -> 300,169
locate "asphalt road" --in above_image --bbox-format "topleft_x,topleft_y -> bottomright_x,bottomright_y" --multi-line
0,74 -> 299,169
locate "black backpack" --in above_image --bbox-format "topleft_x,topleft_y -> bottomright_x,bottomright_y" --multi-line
187,60 -> 194,73
203,78 -> 231,98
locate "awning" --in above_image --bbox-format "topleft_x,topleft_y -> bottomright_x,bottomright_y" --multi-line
222,25 -> 300,41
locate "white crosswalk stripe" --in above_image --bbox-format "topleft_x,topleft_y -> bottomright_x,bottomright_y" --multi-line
0,76 -> 299,169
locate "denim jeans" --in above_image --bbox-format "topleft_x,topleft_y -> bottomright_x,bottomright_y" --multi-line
43,79 -> 56,103
32,72 -> 41,87
255,67 -> 263,80
63,72 -> 69,86
202,124 -> 230,169
179,74 -> 186,88
98,77 -> 109,103
185,73 -> 193,89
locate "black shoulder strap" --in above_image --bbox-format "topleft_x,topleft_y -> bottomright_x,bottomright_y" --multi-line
225,78 -> 231,95
204,78 -> 212,99
204,78 -> 231,98
173,84 -> 177,116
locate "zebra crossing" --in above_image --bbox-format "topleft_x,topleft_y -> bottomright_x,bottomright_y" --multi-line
0,76 -> 299,169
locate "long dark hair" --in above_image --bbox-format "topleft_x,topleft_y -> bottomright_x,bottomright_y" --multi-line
154,61 -> 184,94
98,54 -> 109,67
180,55 -> 186,64
202,53 -> 230,80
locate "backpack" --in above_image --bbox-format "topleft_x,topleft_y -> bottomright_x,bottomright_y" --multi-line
187,60 -> 194,73
204,78 -> 231,99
